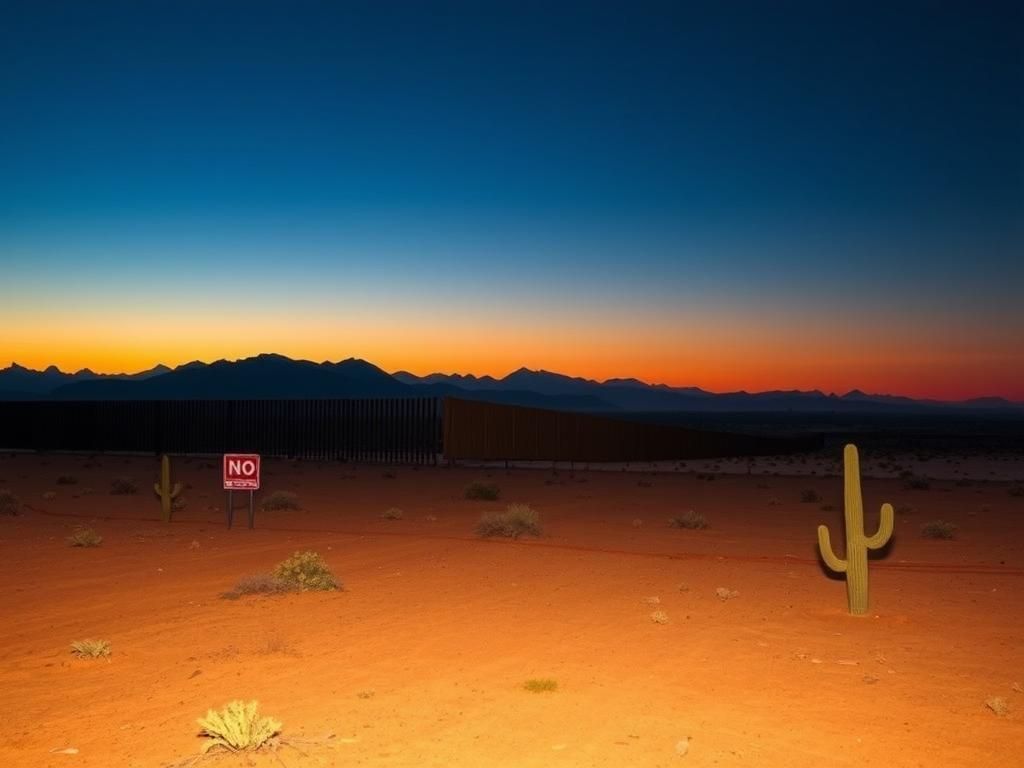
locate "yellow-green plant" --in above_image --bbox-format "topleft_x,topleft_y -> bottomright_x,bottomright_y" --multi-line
153,454 -> 182,523
197,700 -> 281,753
70,639 -> 111,658
272,550 -> 339,591
817,444 -> 894,615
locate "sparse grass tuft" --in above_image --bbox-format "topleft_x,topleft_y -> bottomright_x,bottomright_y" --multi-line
669,510 -> 707,529
272,550 -> 339,591
0,489 -> 20,515
475,504 -> 541,538
221,573 -> 291,600
67,527 -> 102,547
380,507 -> 403,520
523,678 -> 558,693
800,489 -> 820,503
921,520 -> 957,539
465,481 -> 500,500
70,639 -> 111,659
56,475 -> 78,485
986,696 -> 1010,716
260,491 -> 301,511
109,477 -> 138,495
197,700 -> 282,754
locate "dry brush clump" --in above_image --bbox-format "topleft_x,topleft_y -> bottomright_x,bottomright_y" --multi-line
0,489 -> 20,516
800,489 -> 820,503
465,481 -> 500,501
221,574 -> 291,600
1009,485 -> 1024,497
523,678 -> 558,693
903,475 -> 931,490
380,507 -> 404,520
197,700 -> 281,754
67,527 -> 103,547
669,510 -> 707,529
222,551 -> 339,598
921,520 -> 957,539
260,491 -> 301,511
70,639 -> 111,659
476,504 -> 541,538
109,477 -> 138,495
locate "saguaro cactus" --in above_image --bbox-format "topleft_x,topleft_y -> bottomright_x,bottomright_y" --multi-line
153,454 -> 182,523
817,443 -> 894,615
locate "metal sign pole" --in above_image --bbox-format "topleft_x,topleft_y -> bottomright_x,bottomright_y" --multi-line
226,489 -> 233,529
248,490 -> 255,529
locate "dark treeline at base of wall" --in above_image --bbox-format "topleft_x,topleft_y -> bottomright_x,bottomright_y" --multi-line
443,397 -> 822,462
0,399 -> 442,464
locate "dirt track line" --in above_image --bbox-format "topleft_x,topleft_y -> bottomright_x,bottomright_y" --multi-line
26,505 -> 1024,577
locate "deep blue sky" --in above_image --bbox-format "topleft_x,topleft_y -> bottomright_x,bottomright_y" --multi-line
1,1 -> 1022,397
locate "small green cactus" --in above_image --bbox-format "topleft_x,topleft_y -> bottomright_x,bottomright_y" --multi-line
817,444 -> 894,615
153,454 -> 182,523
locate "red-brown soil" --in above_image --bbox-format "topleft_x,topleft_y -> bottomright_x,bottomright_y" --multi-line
1,453 -> 1021,767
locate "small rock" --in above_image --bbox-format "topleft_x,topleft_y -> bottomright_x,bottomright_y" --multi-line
715,587 -> 739,601
1011,682 -> 1022,694
50,748 -> 78,755
675,738 -> 690,757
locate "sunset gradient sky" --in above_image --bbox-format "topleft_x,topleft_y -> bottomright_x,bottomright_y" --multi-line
2,2 -> 1022,400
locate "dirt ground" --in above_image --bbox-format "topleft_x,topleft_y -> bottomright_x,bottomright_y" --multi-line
0,451 -> 1021,768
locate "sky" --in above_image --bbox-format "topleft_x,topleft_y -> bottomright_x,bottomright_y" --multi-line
1,1 -> 1022,400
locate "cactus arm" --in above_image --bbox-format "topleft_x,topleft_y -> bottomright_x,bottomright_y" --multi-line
171,482 -> 182,499
817,525 -> 847,573
864,502 -> 894,550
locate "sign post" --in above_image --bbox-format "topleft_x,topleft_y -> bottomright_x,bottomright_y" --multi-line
223,453 -> 260,529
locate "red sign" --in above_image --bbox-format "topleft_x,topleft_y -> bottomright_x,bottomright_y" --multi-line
223,454 -> 261,490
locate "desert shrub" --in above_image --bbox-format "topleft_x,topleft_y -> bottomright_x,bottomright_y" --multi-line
715,587 -> 739,600
465,481 -> 500,500
669,510 -> 707,529
56,475 -> 78,485
921,520 -> 956,539
475,504 -> 541,539
197,700 -> 282,754
272,550 -> 339,591
380,507 -> 403,520
0,489 -> 20,515
70,639 -> 111,659
260,491 -> 301,511
800,489 -> 820,503
67,527 -> 102,547
1008,485 -> 1024,497
109,477 -> 138,495
221,574 -> 291,600
650,610 -> 669,624
903,476 -> 931,490
523,678 -> 558,693
42,491 -> 57,500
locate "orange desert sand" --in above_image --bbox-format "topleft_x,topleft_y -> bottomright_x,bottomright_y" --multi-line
1,451 -> 1021,767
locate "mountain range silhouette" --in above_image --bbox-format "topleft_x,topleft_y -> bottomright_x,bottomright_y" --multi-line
0,354 -> 1020,413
